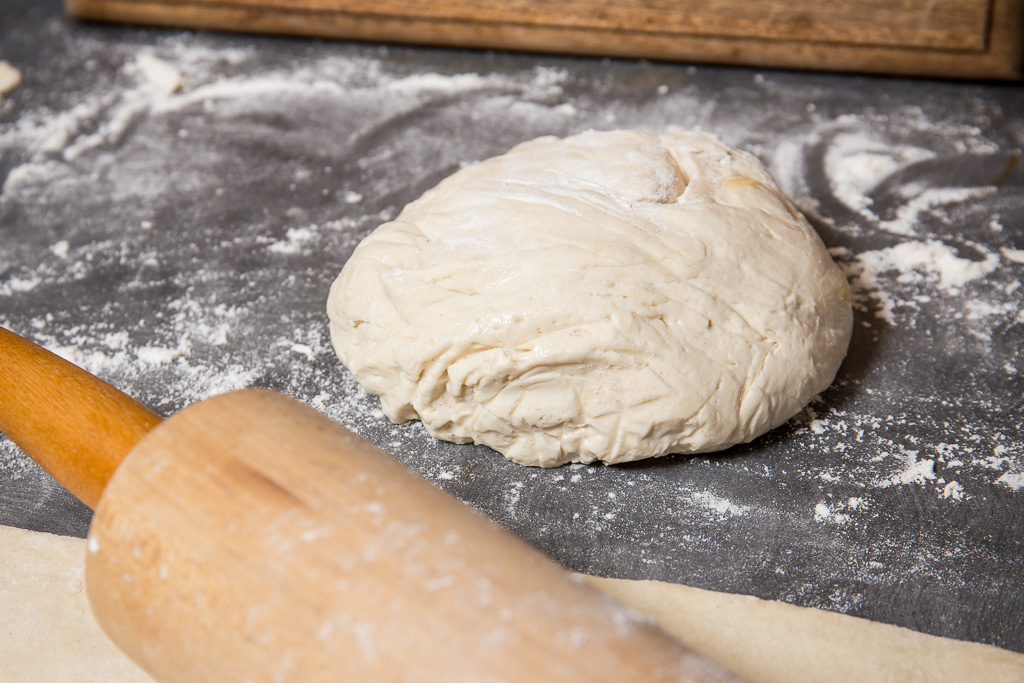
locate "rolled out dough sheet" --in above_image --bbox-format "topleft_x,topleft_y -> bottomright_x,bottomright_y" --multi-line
583,575 -> 1024,683
0,525 -> 151,682
1,525 -> 1021,682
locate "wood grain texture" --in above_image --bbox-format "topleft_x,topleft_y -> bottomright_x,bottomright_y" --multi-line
72,0 -> 993,49
64,0 -> 1024,79
0,327 -> 161,509
86,389 -> 736,682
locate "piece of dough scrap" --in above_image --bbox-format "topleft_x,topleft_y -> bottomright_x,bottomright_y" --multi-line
328,130 -> 852,466
0,61 -> 22,104
3,526 -> 1021,682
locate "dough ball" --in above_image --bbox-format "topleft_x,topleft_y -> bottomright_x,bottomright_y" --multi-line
327,130 -> 852,466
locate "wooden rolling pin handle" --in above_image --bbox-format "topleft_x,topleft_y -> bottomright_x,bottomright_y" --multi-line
0,326 -> 162,508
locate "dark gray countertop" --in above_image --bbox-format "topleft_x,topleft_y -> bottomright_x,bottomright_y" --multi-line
2,0 -> 1022,654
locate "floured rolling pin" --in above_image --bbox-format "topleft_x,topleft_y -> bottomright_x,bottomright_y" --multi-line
0,326 -> 739,682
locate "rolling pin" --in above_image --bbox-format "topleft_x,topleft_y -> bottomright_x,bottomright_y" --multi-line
0,326 -> 739,682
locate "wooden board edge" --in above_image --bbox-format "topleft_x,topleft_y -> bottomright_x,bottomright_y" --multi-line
65,0 -> 1024,80
985,0 -> 1024,79
65,0 -> 998,52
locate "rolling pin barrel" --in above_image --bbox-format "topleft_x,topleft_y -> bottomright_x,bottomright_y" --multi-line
88,390 -> 732,681
0,327 -> 737,681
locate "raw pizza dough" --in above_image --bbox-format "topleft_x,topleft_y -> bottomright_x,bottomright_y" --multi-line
4,526 -> 1021,682
0,526 -> 151,683
328,130 -> 852,466
583,575 -> 1024,683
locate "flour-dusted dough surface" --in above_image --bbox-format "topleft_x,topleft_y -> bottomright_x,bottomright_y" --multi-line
328,130 -> 852,466
5,526 -> 1021,682
0,526 -> 152,683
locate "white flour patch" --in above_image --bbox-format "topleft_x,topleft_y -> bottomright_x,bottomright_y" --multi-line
997,471 -> 1024,491
691,491 -> 749,518
384,72 -> 491,93
857,240 -> 999,295
813,501 -> 852,525
0,273 -> 42,295
136,344 -> 187,366
941,481 -> 965,500
50,240 -> 70,259
268,226 -> 318,255
880,186 -> 996,237
813,502 -> 830,521
127,52 -> 184,95
824,131 -> 935,218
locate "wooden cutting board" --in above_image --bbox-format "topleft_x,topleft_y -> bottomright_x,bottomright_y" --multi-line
65,0 -> 1023,79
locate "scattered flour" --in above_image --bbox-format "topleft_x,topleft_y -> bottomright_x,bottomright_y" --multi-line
881,450 -> 935,486
0,30 -> 1021,634
814,502 -> 831,521
384,72 -> 491,93
0,273 -> 42,296
997,472 -> 1024,491
126,52 -> 183,95
941,481 -> 965,501
1002,247 -> 1024,264
690,492 -> 749,518
268,226 -> 318,255
881,186 -> 997,236
50,240 -> 70,259
1,39 -> 1018,504
857,240 -> 999,295
814,501 -> 852,525
824,131 -> 935,217
831,223 -> 1015,345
